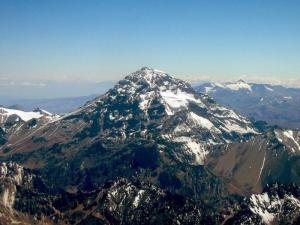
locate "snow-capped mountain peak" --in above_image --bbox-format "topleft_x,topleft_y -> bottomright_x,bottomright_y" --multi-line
0,107 -> 45,122
98,67 -> 203,116
224,79 -> 253,91
123,67 -> 190,90
198,80 -> 253,94
59,67 -> 258,165
127,67 -> 169,84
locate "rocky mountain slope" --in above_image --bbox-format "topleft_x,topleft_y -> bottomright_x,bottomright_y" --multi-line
195,80 -> 300,129
207,128 -> 300,195
0,68 -> 299,224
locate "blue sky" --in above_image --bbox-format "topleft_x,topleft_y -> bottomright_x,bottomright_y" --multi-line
0,0 -> 300,86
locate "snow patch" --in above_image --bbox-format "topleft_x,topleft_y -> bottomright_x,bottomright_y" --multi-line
139,91 -> 155,110
222,120 -> 257,134
264,86 -> 274,92
257,151 -> 266,183
160,90 -> 204,115
173,136 -> 208,165
132,190 -> 145,208
188,112 -> 217,131
283,130 -> 300,152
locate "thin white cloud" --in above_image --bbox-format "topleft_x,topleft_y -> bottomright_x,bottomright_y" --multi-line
0,78 -> 47,87
20,81 -> 47,87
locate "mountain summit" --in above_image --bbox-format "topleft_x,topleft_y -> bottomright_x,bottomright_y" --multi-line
54,67 -> 257,164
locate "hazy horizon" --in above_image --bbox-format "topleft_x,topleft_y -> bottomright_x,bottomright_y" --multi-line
1,70 -> 300,100
1,1 -> 300,87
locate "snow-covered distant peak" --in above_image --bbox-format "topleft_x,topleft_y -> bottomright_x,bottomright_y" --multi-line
0,107 -> 55,123
224,80 -> 252,92
0,107 -> 44,122
198,80 -> 253,94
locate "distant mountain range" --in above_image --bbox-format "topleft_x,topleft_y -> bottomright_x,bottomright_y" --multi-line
0,68 -> 299,224
2,94 -> 98,114
0,80 -> 115,113
195,80 -> 300,129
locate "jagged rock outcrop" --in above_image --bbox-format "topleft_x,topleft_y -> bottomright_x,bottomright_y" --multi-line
225,184 -> 300,225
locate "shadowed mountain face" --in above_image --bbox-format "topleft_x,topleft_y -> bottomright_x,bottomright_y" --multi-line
194,80 -> 300,129
0,68 -> 299,225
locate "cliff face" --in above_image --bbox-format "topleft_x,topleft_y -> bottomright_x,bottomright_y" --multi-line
0,162 -> 23,208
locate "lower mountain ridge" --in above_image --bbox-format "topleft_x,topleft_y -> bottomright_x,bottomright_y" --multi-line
0,68 -> 299,225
